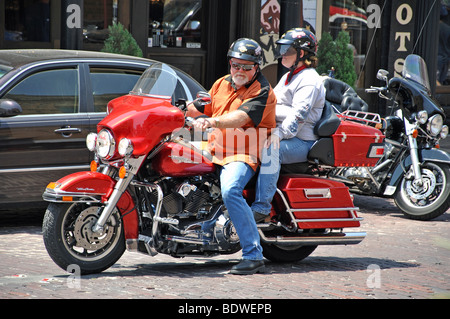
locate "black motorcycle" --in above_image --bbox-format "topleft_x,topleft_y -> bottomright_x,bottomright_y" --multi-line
330,54 -> 450,220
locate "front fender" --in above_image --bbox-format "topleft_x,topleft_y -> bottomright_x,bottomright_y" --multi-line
43,171 -> 138,240
384,148 -> 450,195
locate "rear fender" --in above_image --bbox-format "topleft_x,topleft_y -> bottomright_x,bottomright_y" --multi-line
43,171 -> 138,239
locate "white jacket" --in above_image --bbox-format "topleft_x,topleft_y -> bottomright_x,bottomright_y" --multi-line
273,67 -> 325,141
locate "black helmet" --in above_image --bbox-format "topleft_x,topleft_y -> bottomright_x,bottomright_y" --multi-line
276,28 -> 317,58
227,38 -> 263,65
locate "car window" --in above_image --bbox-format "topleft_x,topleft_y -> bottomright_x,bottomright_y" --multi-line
3,68 -> 79,115
0,65 -> 12,79
89,67 -> 143,112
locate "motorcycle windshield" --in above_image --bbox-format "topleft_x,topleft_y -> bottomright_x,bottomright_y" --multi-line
130,62 -> 178,99
402,54 -> 431,92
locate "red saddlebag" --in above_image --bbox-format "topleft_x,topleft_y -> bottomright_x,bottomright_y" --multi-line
275,175 -> 362,229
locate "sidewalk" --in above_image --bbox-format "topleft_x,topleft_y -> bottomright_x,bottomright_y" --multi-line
0,195 -> 449,299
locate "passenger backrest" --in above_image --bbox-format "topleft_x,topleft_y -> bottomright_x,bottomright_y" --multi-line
322,76 -> 368,112
314,100 -> 340,137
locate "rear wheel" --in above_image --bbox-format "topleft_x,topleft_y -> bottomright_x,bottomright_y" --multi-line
261,243 -> 317,263
42,202 -> 125,275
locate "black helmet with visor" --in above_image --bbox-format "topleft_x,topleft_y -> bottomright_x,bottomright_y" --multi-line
276,28 -> 317,59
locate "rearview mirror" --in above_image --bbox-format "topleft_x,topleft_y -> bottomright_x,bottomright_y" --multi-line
195,91 -> 211,105
0,99 -> 22,117
376,69 -> 389,82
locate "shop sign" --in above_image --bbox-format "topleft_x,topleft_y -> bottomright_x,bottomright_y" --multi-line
388,0 -> 416,77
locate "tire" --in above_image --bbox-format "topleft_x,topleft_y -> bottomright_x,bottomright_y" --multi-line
42,202 -> 125,275
261,242 -> 317,263
394,162 -> 450,220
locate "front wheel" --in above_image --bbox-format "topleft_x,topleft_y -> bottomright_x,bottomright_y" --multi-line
42,202 -> 125,275
394,162 -> 450,220
261,242 -> 317,263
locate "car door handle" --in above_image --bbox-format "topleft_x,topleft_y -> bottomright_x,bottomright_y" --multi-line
54,127 -> 82,137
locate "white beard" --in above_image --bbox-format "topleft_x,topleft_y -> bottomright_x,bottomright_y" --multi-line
232,73 -> 249,87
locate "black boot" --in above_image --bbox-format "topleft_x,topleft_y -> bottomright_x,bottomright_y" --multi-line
253,211 -> 269,223
230,259 -> 265,275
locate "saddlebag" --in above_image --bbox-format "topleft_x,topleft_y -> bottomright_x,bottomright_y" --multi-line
275,175 -> 362,229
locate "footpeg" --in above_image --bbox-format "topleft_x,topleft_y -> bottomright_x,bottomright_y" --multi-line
154,216 -> 179,225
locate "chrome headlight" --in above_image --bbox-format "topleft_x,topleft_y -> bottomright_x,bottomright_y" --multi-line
97,129 -> 116,159
427,114 -> 444,136
416,110 -> 428,124
441,125 -> 449,139
86,133 -> 97,151
118,138 -> 133,157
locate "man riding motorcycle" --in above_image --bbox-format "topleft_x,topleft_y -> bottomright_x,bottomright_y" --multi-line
187,38 -> 277,275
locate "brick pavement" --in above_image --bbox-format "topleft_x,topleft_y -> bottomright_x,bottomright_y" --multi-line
0,195 -> 449,300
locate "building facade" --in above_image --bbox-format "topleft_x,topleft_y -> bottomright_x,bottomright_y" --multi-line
1,0 -> 448,116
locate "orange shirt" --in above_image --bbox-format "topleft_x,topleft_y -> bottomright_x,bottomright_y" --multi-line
197,72 -> 276,171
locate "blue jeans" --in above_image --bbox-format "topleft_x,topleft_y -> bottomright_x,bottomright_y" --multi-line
220,161 -> 263,261
251,137 -> 316,215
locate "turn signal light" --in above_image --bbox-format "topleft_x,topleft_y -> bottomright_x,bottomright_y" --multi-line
412,129 -> 419,138
46,182 -> 61,190
90,160 -> 98,172
119,166 -> 127,179
47,182 -> 57,190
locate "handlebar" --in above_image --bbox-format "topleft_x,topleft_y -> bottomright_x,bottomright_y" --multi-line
365,86 -> 390,100
365,86 -> 385,94
185,116 -> 195,127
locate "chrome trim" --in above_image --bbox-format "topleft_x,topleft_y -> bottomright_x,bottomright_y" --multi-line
42,191 -> 103,203
258,230 -> 366,246
0,58 -> 150,92
304,188 -> 331,199
165,235 -> 210,245
292,207 -> 362,223
42,181 -> 106,203
129,180 -> 164,242
92,172 -> 134,233
126,237 -> 158,256
275,188 -> 298,231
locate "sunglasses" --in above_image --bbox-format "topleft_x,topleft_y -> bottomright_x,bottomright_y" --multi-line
230,61 -> 256,71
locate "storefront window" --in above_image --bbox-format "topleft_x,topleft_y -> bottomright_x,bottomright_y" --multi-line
4,0 -> 50,42
83,0 -> 115,44
327,0 -> 370,88
148,0 -> 202,48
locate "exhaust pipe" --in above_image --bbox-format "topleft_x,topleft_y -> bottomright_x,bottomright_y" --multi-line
258,229 -> 366,246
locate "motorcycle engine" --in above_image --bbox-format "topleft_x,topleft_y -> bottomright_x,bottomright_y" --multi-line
158,178 -> 219,219
148,178 -> 240,253
343,167 -> 375,193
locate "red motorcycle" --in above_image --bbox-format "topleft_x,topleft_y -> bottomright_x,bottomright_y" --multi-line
42,63 -> 383,275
